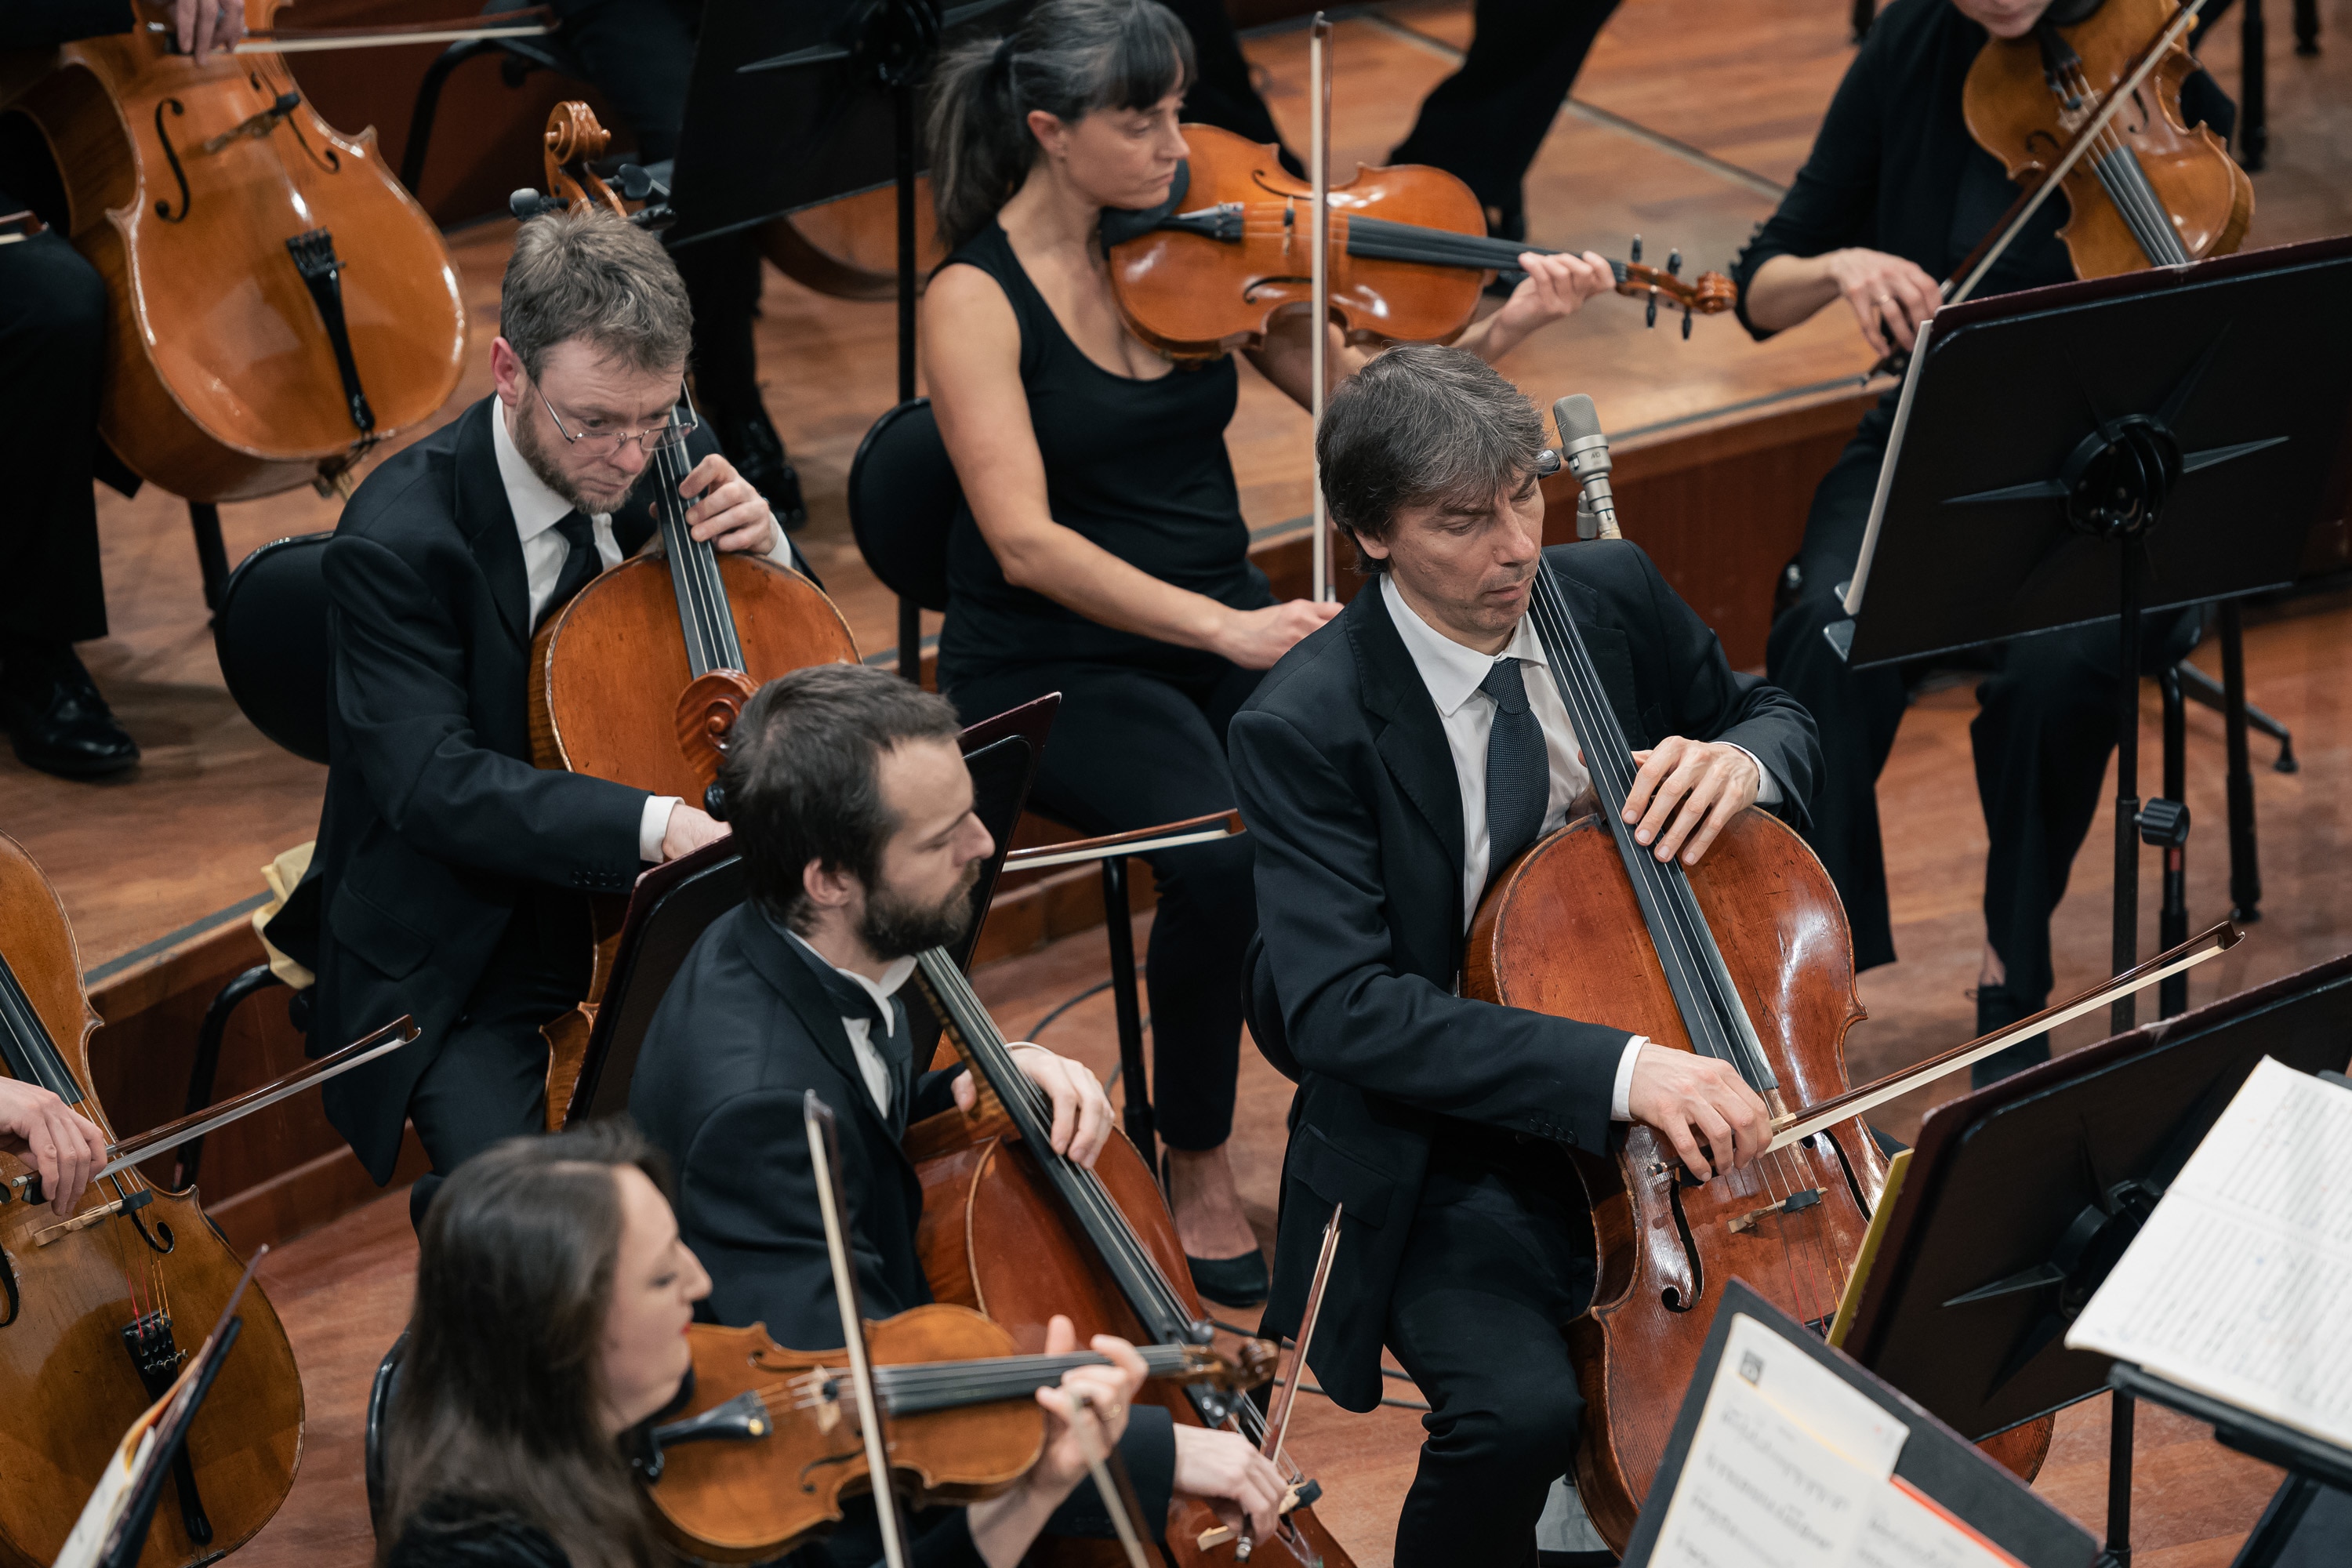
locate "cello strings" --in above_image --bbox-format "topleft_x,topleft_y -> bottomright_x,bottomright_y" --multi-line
1525,569 -> 1846,1317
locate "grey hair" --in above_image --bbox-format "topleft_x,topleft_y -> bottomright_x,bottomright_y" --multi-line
1316,347 -> 1546,575
499,209 -> 692,383
926,0 -> 1194,254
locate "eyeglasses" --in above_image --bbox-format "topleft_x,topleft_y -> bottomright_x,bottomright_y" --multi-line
535,379 -> 699,457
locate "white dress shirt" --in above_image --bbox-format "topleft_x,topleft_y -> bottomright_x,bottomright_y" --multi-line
1379,576 -> 1782,1121
785,930 -> 918,1119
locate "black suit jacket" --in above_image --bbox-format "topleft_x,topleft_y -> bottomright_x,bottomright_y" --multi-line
630,904 -> 1177,1547
301,395 -> 724,1181
1229,541 -> 1820,1410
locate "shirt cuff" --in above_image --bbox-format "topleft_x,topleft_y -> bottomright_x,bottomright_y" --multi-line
639,795 -> 679,862
1730,744 -> 1783,808
1610,1036 -> 1647,1121
761,516 -> 793,563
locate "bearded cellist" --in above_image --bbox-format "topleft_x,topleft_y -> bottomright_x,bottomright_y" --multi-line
1229,347 -> 1821,1565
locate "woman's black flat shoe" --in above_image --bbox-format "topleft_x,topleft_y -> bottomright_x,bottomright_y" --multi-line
1185,1249 -> 1272,1308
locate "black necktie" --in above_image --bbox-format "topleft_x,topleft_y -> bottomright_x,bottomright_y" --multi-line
811,964 -> 912,1126
1481,656 -> 1549,879
535,510 -> 601,631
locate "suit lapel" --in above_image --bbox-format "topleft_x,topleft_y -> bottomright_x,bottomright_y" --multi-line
1347,588 -> 1466,882
454,398 -> 532,648
1543,555 -> 1648,746
737,910 -> 911,1164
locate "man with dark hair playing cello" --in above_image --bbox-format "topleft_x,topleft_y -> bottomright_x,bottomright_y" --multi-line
1230,347 -> 1822,1566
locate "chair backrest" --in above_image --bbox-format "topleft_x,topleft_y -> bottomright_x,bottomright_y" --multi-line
847,397 -> 963,613
364,1328 -> 408,1534
212,532 -> 334,765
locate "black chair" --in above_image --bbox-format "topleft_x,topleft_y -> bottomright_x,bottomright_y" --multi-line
364,1330 -> 408,1534
176,533 -> 336,1186
845,400 -> 1163,1164
401,0 -> 594,198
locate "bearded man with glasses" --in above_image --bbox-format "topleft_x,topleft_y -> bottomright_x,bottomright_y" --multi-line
279,209 -> 807,1230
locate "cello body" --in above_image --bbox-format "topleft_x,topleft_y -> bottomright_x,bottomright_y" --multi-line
0,833 -> 303,1568
9,0 -> 465,501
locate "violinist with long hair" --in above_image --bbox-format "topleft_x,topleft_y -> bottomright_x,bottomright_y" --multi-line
1733,0 -> 2233,1079
379,1118 -> 1151,1568
920,0 -> 1618,1304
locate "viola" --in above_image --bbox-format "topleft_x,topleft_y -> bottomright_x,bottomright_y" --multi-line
0,830 -> 305,1568
516,103 -> 860,1125
5,0 -> 466,502
1105,123 -> 1737,362
1461,539 -> 2065,1549
906,949 -> 1356,1567
1957,0 -> 2249,295
640,1305 -> 1276,1563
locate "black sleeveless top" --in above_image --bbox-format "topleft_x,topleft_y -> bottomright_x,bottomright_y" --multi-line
937,221 -> 1270,681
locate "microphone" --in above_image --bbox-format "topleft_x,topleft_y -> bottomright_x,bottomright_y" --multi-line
1549,394 -> 1621,541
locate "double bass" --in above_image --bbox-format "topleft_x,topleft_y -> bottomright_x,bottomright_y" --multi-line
518,106 -> 861,1121
5,0 -> 466,500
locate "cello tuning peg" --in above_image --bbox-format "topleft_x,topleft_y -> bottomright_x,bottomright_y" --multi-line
1646,295 -> 1658,328
1629,234 -> 1643,263
1682,307 -> 1693,340
1667,249 -> 1682,276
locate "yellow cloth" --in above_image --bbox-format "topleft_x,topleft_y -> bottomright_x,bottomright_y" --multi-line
253,841 -> 316,990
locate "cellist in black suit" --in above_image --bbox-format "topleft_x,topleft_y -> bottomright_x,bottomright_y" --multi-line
1230,349 -> 1820,1566
276,210 -> 803,1228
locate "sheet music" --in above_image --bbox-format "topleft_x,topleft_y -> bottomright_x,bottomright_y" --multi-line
1648,1314 -> 2021,1568
2066,1056 -> 2352,1450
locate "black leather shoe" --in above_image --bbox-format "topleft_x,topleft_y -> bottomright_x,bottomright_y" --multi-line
0,641 -> 139,779
1186,1249 -> 1272,1309
710,404 -> 808,534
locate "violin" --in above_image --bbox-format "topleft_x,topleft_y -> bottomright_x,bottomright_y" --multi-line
1104,123 -> 1737,362
5,0 -> 466,501
0,830 -> 304,1568
906,949 -> 1356,1567
1957,0 -> 2249,296
640,1305 -> 1277,1562
516,103 -> 860,1125
1460,491 -> 2086,1548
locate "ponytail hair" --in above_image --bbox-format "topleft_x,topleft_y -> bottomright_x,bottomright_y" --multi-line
927,0 -> 1194,252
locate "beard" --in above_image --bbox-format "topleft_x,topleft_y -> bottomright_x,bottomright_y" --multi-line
858,861 -> 981,960
513,399 -> 634,516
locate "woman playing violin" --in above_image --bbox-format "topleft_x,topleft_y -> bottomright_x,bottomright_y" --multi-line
1733,0 -> 2230,1077
920,0 -> 1617,1300
379,1119 -> 1150,1568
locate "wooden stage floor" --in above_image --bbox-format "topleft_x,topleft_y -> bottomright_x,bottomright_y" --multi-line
7,0 -> 2347,1561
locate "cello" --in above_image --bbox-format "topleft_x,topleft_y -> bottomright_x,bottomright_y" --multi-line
518,106 -> 861,1122
908,949 -> 1356,1567
0,831 -> 303,1568
5,0 -> 466,501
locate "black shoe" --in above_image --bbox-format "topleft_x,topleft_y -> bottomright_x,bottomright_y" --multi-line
0,640 -> 139,779
1187,1249 -> 1272,1309
710,404 -> 808,533
1969,982 -> 2048,1090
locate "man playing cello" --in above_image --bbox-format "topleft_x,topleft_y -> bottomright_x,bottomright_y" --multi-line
1230,348 -> 1821,1565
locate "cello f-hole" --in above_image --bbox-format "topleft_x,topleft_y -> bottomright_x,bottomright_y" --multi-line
1817,1127 -> 1876,1223
1662,1174 -> 1702,1312
153,98 -> 191,220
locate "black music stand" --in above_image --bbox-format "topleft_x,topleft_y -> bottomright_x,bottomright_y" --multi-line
563,694 -> 1060,1125
1623,1280 -> 2096,1567
1835,235 -> 2352,1033
1838,950 -> 2352,1565
668,0 -> 1028,670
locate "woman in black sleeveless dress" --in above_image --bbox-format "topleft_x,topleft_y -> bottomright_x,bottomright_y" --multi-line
921,0 -> 1617,1302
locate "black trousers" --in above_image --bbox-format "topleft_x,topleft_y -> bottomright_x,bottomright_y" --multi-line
546,0 -> 765,417
1768,398 -> 2199,1007
1388,0 -> 1624,216
1386,1138 -> 1595,1568
0,129 -> 111,645
405,893 -> 590,1228
945,656 -> 1261,1152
